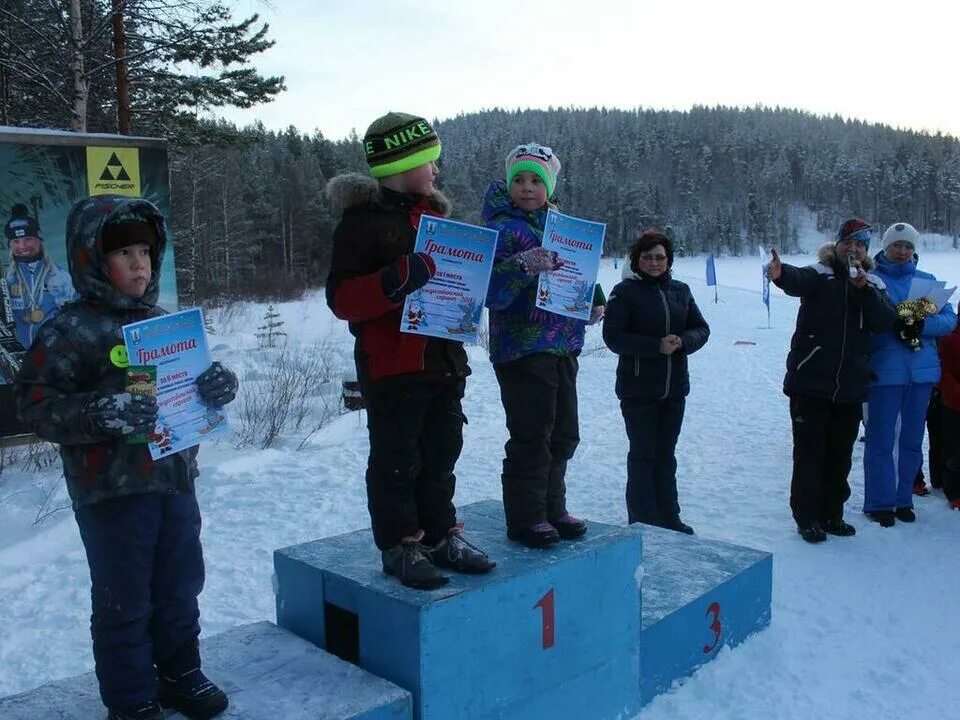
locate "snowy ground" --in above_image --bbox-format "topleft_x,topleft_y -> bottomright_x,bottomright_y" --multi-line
1,244 -> 959,720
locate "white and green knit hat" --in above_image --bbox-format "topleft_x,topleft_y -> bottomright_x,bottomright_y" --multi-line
505,143 -> 562,198
363,112 -> 441,179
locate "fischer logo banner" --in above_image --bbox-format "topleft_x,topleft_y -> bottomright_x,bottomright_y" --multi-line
87,147 -> 141,196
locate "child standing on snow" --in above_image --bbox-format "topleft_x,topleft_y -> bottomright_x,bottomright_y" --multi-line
326,112 -> 495,591
14,195 -> 237,720
482,143 -> 605,548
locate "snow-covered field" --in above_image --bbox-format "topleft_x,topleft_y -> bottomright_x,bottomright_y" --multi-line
1,243 -> 959,720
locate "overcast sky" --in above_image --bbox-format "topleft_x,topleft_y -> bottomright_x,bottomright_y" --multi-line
217,0 -> 958,141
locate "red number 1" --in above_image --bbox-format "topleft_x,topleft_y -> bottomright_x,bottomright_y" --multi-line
703,601 -> 722,654
534,588 -> 555,649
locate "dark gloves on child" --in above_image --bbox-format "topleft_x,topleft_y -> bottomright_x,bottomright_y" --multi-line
85,392 -> 158,436
516,246 -> 563,275
197,362 -> 238,406
381,252 -> 436,303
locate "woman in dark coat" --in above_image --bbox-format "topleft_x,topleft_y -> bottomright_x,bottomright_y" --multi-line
603,229 -> 710,533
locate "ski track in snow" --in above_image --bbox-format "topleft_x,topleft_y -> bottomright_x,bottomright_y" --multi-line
2,251 -> 960,720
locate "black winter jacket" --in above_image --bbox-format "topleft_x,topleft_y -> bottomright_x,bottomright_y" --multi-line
325,174 -> 470,392
603,269 -> 710,401
774,244 -> 897,403
15,195 -> 198,508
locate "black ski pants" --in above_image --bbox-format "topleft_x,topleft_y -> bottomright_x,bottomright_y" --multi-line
494,353 -> 579,532
621,397 -> 685,526
789,393 -> 861,528
364,379 -> 464,549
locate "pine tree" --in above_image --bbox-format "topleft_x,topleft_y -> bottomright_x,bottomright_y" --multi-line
256,305 -> 286,349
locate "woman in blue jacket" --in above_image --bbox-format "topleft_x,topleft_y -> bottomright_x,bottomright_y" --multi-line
864,222 -> 957,526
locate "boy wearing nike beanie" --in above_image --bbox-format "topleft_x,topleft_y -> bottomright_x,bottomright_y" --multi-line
325,112 -> 495,590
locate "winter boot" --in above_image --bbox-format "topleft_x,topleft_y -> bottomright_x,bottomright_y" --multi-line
549,513 -> 588,539
950,499 -> 960,510
797,522 -> 827,543
507,522 -> 561,548
823,518 -> 856,536
866,510 -> 896,527
895,507 -> 916,523
108,701 -> 165,720
158,668 -> 228,720
382,540 -> 449,590
912,471 -> 930,496
663,518 -> 695,535
428,526 -> 496,574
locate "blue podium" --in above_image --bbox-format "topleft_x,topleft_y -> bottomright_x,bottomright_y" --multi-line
0,621 -> 412,719
639,525 -> 773,704
274,500 -> 643,720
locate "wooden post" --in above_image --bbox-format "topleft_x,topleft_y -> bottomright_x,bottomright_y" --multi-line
111,0 -> 131,134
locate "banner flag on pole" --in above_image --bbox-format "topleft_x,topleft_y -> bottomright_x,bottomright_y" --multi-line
705,253 -> 717,287
759,246 -> 770,309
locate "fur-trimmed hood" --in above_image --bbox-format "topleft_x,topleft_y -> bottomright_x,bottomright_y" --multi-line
325,172 -> 452,219
816,242 -> 875,271
814,242 -> 885,289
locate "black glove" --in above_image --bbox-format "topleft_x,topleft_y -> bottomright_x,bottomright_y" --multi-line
84,392 -> 158,436
197,362 -> 238,407
381,252 -> 436,302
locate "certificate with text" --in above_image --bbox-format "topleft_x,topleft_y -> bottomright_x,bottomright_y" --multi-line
536,209 -> 606,320
122,307 -> 227,459
401,216 -> 498,343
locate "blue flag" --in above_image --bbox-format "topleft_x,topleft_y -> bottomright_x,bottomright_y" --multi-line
705,253 -> 717,287
759,246 -> 770,309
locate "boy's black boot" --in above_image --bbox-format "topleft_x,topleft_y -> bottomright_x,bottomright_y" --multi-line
382,540 -> 449,589
866,510 -> 896,527
797,522 -> 827,543
428,527 -> 496,574
823,517 -> 856,536
107,700 -> 165,720
158,667 -> 229,719
507,522 -> 561,548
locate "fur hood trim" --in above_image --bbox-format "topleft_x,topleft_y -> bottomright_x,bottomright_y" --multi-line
814,242 -> 885,289
816,242 -> 874,271
325,172 -> 452,219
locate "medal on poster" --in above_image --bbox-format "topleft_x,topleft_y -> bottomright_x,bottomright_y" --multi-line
14,261 -> 51,325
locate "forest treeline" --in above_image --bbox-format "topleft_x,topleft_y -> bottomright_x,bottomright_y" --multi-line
3,3 -> 958,302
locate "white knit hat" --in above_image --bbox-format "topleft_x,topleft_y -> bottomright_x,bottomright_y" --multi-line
882,222 -> 920,250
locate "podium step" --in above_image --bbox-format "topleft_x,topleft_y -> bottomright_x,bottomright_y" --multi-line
274,499 -> 643,720
0,621 -> 412,719
639,524 -> 773,705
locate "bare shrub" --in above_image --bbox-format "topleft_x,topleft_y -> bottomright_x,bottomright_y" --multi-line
235,338 -> 345,449
33,470 -> 70,526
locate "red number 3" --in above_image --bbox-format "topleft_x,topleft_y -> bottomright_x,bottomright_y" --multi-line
703,601 -> 722,654
535,588 -> 555,649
